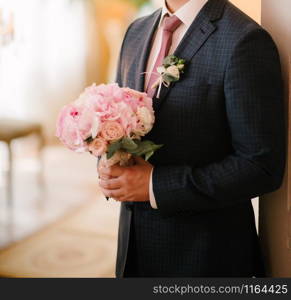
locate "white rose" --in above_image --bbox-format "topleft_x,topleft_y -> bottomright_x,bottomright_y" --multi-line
136,107 -> 154,135
157,66 -> 166,74
138,107 -> 153,125
166,65 -> 180,80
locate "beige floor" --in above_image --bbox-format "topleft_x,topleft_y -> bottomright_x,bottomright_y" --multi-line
0,199 -> 120,277
0,140 -> 120,277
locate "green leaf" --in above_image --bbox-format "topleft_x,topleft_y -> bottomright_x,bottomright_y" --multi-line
163,73 -> 179,83
107,140 -> 121,159
145,150 -> 154,161
127,140 -> 149,155
163,55 -> 178,67
128,140 -> 163,157
178,59 -> 186,65
121,138 -> 138,151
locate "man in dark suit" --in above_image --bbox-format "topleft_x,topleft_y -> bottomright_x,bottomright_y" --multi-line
98,0 -> 286,277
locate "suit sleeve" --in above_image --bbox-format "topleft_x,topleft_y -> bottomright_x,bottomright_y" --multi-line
152,28 -> 286,216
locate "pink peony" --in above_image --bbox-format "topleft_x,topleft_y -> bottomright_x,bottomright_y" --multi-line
56,104 -> 88,152
100,121 -> 125,141
123,87 -> 153,113
56,103 -> 98,151
123,88 -> 143,97
76,106 -> 99,140
88,137 -> 107,157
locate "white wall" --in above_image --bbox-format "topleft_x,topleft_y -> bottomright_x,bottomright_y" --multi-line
0,0 -> 88,140
230,0 -> 261,23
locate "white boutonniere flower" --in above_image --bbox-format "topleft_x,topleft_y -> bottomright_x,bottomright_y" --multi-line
152,55 -> 186,98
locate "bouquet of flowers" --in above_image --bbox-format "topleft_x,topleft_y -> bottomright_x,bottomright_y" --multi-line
55,83 -> 162,167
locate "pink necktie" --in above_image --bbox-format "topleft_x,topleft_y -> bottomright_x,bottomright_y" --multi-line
146,15 -> 183,98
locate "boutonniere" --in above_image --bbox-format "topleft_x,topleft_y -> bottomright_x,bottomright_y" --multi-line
152,55 -> 186,98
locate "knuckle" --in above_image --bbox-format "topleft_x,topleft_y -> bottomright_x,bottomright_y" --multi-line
127,176 -> 133,186
124,170 -> 133,183
121,176 -> 128,186
127,168 -> 134,177
108,168 -> 114,177
100,180 -> 106,188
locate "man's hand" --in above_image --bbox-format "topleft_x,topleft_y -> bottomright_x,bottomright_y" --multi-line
98,156 -> 153,202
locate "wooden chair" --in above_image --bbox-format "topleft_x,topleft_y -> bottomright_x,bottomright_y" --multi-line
0,118 -> 45,206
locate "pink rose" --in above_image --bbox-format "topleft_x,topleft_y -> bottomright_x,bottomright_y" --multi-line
101,121 -> 125,141
88,138 -> 107,157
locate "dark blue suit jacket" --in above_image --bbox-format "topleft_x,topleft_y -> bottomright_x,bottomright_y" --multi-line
115,0 -> 286,277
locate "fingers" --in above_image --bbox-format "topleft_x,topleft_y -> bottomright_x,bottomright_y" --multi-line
99,178 -> 123,190
98,169 -> 111,181
97,156 -> 108,172
99,164 -> 126,178
100,187 -> 123,200
99,174 -> 111,180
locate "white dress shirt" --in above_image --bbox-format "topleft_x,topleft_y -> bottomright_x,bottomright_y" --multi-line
146,0 -> 208,209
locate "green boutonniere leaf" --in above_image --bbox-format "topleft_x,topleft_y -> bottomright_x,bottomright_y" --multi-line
163,73 -> 179,83
163,55 -> 180,67
178,59 -> 186,65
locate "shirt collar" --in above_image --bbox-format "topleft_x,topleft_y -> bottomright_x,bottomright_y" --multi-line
160,0 -> 208,29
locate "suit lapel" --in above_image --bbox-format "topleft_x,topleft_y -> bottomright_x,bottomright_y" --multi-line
136,9 -> 162,92
153,0 -> 227,112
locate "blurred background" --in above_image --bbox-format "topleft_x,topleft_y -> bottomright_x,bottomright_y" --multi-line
0,0 -> 262,277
